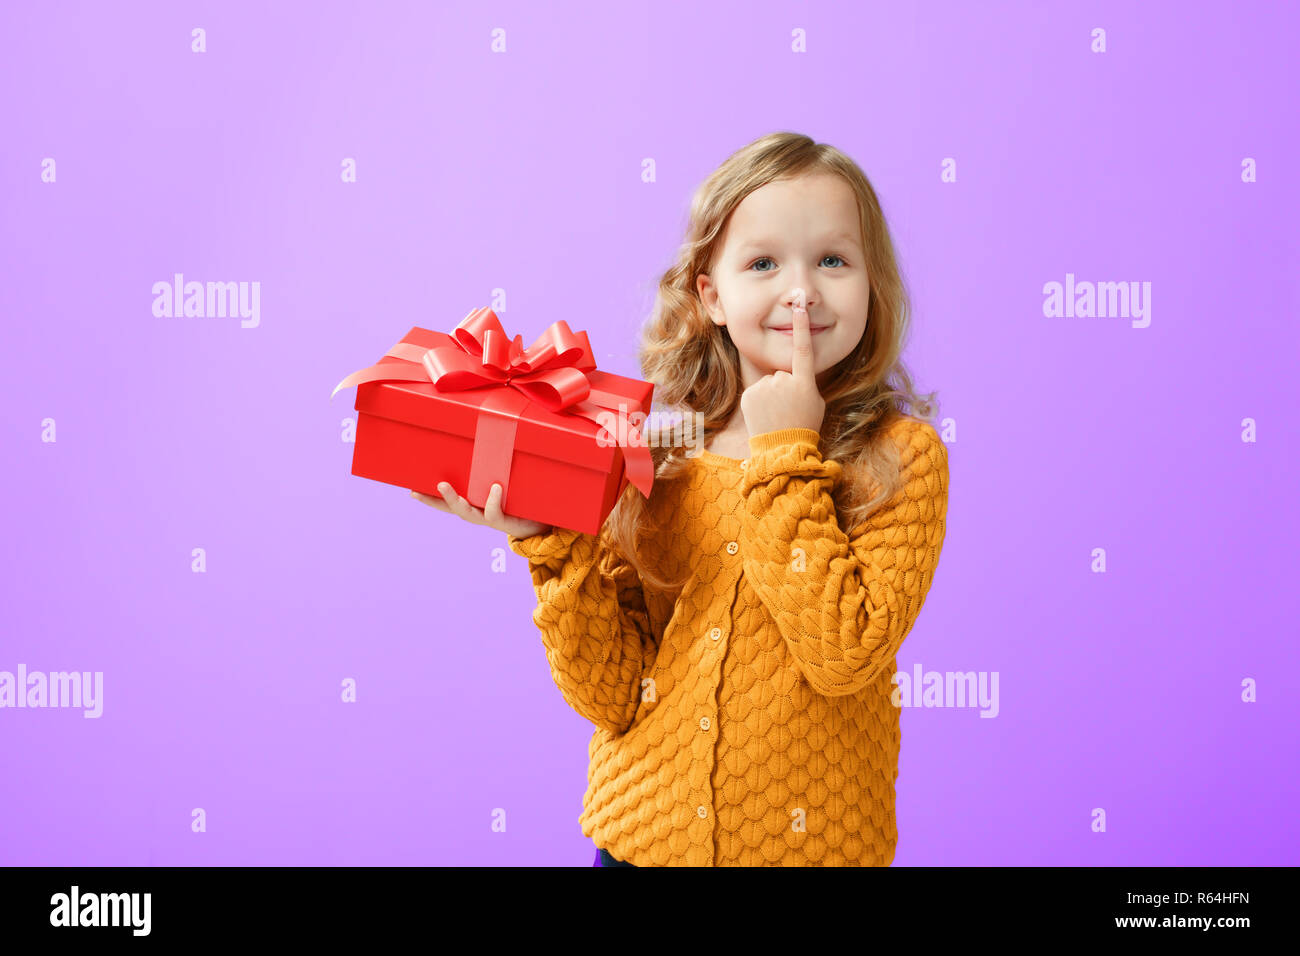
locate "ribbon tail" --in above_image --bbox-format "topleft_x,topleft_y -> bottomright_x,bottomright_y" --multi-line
331,363 -> 431,399
620,443 -> 654,498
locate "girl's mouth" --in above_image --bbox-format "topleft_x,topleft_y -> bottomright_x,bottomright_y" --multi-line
770,327 -> 829,335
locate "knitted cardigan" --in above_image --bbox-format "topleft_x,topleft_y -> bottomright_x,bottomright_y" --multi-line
507,417 -> 949,866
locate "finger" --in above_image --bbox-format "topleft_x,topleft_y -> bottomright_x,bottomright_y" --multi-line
437,481 -> 477,520
483,483 -> 504,522
789,287 -> 814,382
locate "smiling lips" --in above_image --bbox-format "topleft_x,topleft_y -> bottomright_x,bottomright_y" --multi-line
770,325 -> 829,333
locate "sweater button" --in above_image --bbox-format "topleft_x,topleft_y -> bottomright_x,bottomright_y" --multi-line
709,627 -> 721,641
725,541 -> 738,555
741,459 -> 749,469
697,805 -> 708,819
699,716 -> 710,731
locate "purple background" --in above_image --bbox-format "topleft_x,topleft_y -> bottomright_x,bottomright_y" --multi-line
2,0 -> 1297,867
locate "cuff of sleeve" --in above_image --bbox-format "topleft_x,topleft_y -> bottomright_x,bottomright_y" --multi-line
747,427 -> 824,455
743,427 -> 841,490
506,526 -> 586,561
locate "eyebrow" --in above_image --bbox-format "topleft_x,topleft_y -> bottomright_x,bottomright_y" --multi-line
735,233 -> 859,252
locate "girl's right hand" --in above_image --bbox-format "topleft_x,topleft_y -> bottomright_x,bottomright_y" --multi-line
411,481 -> 553,539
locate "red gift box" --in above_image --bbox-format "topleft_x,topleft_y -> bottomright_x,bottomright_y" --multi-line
331,308 -> 654,535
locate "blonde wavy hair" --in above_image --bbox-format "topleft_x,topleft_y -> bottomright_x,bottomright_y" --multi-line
606,131 -> 940,593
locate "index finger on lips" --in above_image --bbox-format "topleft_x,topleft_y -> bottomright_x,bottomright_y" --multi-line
790,287 -> 814,381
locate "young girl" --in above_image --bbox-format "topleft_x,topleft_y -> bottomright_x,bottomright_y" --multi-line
415,131 -> 949,867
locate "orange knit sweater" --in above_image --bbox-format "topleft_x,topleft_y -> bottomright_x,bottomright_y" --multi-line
506,417 -> 949,866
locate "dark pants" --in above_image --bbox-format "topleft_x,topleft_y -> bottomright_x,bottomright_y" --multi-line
593,845 -> 636,867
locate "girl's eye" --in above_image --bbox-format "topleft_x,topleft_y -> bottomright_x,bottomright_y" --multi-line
750,255 -> 845,271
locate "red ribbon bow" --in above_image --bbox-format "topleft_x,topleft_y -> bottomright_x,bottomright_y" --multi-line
331,307 -> 653,501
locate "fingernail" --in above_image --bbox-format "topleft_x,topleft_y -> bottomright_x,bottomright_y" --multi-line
792,288 -> 807,310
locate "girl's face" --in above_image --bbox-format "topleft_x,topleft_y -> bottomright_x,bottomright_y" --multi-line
697,172 -> 870,393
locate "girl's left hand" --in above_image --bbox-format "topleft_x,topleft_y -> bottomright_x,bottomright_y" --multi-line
739,290 -> 826,437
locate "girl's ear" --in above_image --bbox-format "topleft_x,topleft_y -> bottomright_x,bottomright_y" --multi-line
696,273 -> 725,326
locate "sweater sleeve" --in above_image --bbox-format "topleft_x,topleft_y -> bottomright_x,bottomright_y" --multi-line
738,422 -> 949,698
505,524 -> 656,735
